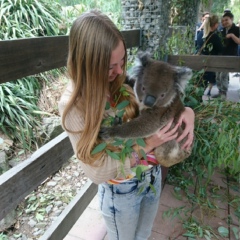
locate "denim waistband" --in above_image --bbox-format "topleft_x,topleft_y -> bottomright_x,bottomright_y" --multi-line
138,165 -> 161,182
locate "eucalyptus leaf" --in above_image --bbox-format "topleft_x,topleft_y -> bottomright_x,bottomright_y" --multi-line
116,100 -> 129,110
136,138 -> 146,147
35,212 -> 44,222
140,149 -> 147,160
91,142 -> 107,155
231,226 -> 239,240
105,101 -> 110,110
119,86 -> 127,92
149,183 -> 156,195
138,185 -> 145,195
112,139 -> 124,146
183,233 -> 196,237
106,149 -> 120,160
13,233 -> 22,238
136,166 -> 143,181
218,226 -> 229,237
116,109 -> 125,117
125,139 -> 133,147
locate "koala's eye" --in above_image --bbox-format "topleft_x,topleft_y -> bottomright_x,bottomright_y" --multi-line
142,86 -> 145,91
160,93 -> 165,99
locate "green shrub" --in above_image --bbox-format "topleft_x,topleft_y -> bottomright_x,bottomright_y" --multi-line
0,0 -> 64,40
0,77 -> 44,150
169,81 -> 240,183
0,0 -> 68,151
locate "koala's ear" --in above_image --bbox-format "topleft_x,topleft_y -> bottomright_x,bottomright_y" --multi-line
124,74 -> 135,89
174,66 -> 193,93
136,51 -> 151,67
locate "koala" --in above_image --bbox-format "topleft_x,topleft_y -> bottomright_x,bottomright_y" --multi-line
99,52 -> 193,167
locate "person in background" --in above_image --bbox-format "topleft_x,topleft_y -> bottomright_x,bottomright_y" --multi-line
233,18 -> 240,77
218,9 -> 232,30
194,12 -> 210,48
196,15 -> 223,96
212,12 -> 240,99
238,19 -> 240,56
58,10 -> 195,240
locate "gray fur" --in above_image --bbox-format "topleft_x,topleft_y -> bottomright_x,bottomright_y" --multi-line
99,52 -> 193,167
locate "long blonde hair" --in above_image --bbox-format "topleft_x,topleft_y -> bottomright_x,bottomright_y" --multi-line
62,10 -> 138,165
203,15 -> 219,38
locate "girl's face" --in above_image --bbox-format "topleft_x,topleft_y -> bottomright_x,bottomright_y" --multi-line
108,41 -> 125,82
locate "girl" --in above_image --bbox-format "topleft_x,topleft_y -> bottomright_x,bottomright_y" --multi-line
196,15 -> 223,96
59,10 -> 194,240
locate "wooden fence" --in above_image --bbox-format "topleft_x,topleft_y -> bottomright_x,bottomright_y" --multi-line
0,29 -> 239,239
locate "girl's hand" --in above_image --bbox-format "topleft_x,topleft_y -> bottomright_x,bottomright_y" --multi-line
144,119 -> 179,152
176,107 -> 195,150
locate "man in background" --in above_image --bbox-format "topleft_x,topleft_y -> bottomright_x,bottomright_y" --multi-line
212,12 -> 240,99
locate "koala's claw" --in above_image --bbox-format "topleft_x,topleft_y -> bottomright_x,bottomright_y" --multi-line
99,127 -> 111,140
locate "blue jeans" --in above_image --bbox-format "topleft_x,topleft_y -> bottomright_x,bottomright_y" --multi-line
98,165 -> 162,240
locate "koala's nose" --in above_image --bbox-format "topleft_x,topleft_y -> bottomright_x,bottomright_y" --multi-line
144,95 -> 156,107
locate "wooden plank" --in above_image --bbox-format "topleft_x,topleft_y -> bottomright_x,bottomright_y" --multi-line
0,30 -> 141,84
167,55 -> 240,72
0,36 -> 69,84
0,132 -> 74,221
39,180 -> 97,240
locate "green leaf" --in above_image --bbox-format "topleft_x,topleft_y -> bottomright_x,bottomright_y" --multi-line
112,139 -> 124,146
136,138 -> 146,147
119,86 -> 127,92
218,226 -> 229,237
231,226 -> 239,240
136,166 -> 143,181
106,149 -> 120,160
138,185 -> 145,195
91,142 -> 107,155
105,101 -> 110,110
140,149 -> 147,160
116,100 -> 129,110
125,139 -> 133,147
116,109 -> 125,117
13,233 -> 22,238
183,233 -> 196,237
149,183 -> 156,195
36,212 -> 44,222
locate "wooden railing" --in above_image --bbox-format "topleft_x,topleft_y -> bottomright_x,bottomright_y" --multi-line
0,29 -> 239,239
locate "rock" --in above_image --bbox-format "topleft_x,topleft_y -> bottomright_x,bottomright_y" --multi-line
21,234 -> 28,240
35,222 -> 47,229
33,229 -> 44,236
38,117 -> 63,146
45,205 -> 53,214
46,181 -> 57,187
55,201 -> 63,207
73,171 -> 79,177
53,210 -> 62,217
28,219 -> 37,228
0,132 -> 13,152
0,210 -> 17,231
0,150 -> 9,174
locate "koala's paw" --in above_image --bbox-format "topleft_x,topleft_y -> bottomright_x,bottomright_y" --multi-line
99,127 -> 113,140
